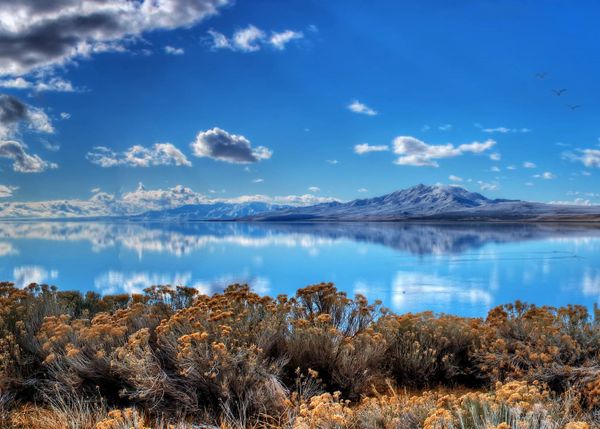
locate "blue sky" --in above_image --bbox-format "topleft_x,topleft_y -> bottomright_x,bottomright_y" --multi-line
1,0 -> 599,213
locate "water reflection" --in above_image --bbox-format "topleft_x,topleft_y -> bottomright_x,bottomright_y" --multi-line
2,221 -> 600,257
0,221 -> 599,316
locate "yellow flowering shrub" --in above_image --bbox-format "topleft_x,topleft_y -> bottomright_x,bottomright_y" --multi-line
0,281 -> 599,427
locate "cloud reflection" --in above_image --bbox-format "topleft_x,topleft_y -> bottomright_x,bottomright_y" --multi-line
93,270 -> 271,296
13,265 -> 58,288
2,222 -> 600,258
392,271 -> 492,312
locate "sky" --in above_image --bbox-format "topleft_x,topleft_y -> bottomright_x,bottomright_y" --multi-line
1,0 -> 600,216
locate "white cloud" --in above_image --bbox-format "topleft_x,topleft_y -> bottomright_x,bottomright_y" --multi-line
0,76 -> 77,92
0,0 -> 231,76
0,94 -> 57,172
0,140 -> 57,172
0,184 -> 16,198
269,30 -> 303,50
392,136 -> 495,167
476,124 -> 531,134
0,77 -> 76,92
525,182 -> 534,187
233,25 -> 266,52
42,140 -> 60,152
164,45 -> 185,55
252,178 -> 264,183
534,171 -> 555,180
490,166 -> 501,172
523,161 -> 536,168
326,159 -> 339,165
477,181 -> 498,191
438,124 -> 452,131
448,175 -> 463,182
308,186 -> 320,193
489,152 -> 501,161
190,127 -> 272,164
347,100 -> 377,116
208,25 -> 303,52
549,198 -> 596,206
86,143 -> 191,168
506,165 -> 516,170
0,94 -> 54,138
225,193 -> 338,206
564,149 -> 600,168
353,143 -> 389,154
357,188 -> 368,193
60,112 -> 71,120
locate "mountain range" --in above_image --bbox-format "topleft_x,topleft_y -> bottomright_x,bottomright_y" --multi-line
2,185 -> 600,222
244,185 -> 600,222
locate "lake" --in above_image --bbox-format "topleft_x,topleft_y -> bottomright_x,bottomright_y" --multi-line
1,221 -> 599,317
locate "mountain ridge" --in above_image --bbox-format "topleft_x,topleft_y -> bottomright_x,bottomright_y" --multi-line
242,184 -> 600,222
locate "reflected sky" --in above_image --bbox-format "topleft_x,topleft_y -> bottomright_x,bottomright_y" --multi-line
1,221 -> 599,316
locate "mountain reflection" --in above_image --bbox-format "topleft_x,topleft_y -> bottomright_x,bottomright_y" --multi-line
1,221 -> 600,257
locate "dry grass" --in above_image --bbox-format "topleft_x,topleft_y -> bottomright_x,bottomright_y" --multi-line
0,281 -> 599,428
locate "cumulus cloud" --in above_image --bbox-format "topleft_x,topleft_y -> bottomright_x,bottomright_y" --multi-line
0,0 -> 230,76
190,127 -> 272,164
208,26 -> 303,52
523,161 -> 536,168
164,45 -> 184,55
308,186 -> 320,193
0,94 -> 57,172
347,100 -> 377,116
357,188 -> 368,193
448,175 -> 463,182
489,152 -> 501,161
354,143 -> 389,154
0,94 -> 54,137
0,184 -> 17,197
392,136 -> 495,167
563,149 -> 600,168
0,140 -> 57,172
86,143 -> 191,168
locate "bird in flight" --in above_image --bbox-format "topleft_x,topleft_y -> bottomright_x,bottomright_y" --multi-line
535,72 -> 548,79
567,104 -> 581,110
552,88 -> 567,96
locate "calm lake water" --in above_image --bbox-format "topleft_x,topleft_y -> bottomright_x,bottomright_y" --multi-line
1,221 -> 599,317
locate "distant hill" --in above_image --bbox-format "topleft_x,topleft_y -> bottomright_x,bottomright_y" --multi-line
244,184 -> 600,222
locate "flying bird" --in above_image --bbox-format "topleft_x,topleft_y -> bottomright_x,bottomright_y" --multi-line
552,88 -> 567,96
567,104 -> 580,110
535,72 -> 548,79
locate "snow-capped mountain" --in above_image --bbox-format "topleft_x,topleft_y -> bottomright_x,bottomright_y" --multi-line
129,202 -> 290,221
247,184 -> 600,221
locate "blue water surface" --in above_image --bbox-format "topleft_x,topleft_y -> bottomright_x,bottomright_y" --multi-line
1,221 -> 599,317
